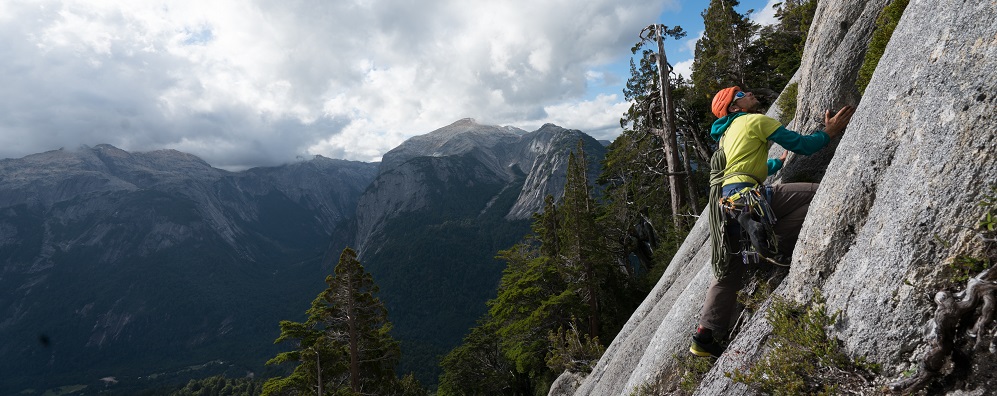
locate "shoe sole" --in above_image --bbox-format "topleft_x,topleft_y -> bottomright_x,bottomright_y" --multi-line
689,346 -> 716,357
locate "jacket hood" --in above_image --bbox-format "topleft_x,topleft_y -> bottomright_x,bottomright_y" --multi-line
710,112 -> 747,141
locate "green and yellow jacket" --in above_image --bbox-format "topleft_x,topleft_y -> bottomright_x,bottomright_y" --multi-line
710,113 -> 830,186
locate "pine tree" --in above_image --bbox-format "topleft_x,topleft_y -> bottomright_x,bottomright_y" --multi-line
320,247 -> 400,394
437,318 -> 528,396
691,0 -> 758,96
559,141 -> 609,338
263,247 -> 415,396
747,0 -> 818,91
488,242 -> 578,382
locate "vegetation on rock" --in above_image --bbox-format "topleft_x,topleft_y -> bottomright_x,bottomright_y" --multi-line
728,291 -> 879,395
857,0 -> 910,94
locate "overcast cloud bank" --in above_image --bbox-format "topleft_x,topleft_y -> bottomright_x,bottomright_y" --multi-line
0,0 -> 691,169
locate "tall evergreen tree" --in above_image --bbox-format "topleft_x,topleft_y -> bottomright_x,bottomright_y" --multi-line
559,141 -> 607,338
683,0 -> 759,164
488,239 -> 578,385
746,0 -> 818,91
264,247 -> 417,396
437,316 -> 529,395
321,247 -> 400,394
691,0 -> 758,96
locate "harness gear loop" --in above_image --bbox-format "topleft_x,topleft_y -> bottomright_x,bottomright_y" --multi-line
708,138 -> 785,279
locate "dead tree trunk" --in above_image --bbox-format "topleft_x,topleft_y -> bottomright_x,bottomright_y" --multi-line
651,24 -> 688,229
889,267 -> 997,393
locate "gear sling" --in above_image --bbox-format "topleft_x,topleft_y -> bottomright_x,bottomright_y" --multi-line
708,137 -> 782,279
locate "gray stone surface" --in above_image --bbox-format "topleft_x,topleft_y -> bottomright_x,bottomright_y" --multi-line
773,0 -> 891,185
568,0 -> 997,394
549,371 -> 586,395
779,0 -> 997,374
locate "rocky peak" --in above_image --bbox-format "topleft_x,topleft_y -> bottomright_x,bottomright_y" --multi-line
379,119 -> 522,174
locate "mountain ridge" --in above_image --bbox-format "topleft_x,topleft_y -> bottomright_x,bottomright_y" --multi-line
0,120 -> 607,392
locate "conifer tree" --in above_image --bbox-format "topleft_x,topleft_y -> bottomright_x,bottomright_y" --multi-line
747,0 -> 818,91
320,247 -> 400,394
559,141 -> 608,338
264,247 -> 415,396
488,241 -> 578,383
691,0 -> 757,95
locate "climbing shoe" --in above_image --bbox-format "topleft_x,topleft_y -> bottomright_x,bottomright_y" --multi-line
689,327 -> 724,358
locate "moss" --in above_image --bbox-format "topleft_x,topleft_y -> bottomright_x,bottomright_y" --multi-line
627,354 -> 715,396
776,82 -> 799,126
857,0 -> 910,95
677,354 -> 715,394
946,255 -> 991,285
937,186 -> 997,288
727,291 -> 878,395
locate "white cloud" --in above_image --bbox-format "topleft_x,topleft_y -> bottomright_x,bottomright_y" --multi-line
513,94 -> 631,141
680,30 -> 705,55
751,0 -> 780,26
672,59 -> 695,80
0,0 -> 680,167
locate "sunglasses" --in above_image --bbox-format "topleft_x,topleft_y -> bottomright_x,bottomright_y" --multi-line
729,91 -> 747,108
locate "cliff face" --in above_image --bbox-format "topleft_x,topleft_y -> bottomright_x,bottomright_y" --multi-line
565,0 -> 997,394
354,119 -> 605,255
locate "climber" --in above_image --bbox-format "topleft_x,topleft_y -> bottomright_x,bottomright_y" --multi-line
690,86 -> 856,358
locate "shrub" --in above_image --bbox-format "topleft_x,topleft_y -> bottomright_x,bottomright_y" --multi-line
776,82 -> 799,126
857,0 -> 910,94
727,291 -> 878,395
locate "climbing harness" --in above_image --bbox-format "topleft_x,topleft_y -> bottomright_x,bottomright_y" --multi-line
720,185 -> 783,266
708,137 -> 785,279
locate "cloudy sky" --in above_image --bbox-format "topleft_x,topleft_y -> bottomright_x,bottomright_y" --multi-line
0,0 -> 775,169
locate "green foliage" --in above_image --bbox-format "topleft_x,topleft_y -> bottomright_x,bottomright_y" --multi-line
438,319 -> 529,396
359,155 -> 535,387
545,322 -> 606,374
937,186 -> 997,288
627,354 -> 714,396
776,82 -> 800,126
978,186 -> 997,232
947,255 -> 992,285
727,291 -> 878,395
857,0 -> 910,94
677,354 -> 716,394
263,248 -> 422,396
395,374 -> 429,396
623,26 -> 685,135
747,0 -> 817,91
172,375 -> 263,396
441,142 -> 654,395
691,0 -> 757,95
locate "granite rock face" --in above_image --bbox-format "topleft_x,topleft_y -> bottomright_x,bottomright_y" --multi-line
562,0 -> 997,394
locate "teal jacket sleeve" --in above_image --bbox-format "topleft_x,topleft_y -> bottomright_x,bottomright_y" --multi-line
767,159 -> 783,175
767,126 -> 830,156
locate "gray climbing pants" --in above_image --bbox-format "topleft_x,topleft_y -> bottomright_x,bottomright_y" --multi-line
698,182 -> 819,335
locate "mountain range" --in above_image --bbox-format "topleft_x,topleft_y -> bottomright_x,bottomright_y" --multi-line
0,119 -> 605,393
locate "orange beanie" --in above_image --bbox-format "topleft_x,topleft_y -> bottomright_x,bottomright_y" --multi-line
711,86 -> 740,118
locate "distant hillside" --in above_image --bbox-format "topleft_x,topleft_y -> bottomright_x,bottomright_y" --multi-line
0,145 -> 377,394
0,119 -> 609,393
352,119 -> 607,386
